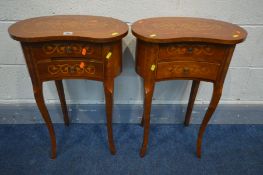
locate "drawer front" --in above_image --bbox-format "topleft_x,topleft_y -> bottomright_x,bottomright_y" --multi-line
33,42 -> 102,61
37,60 -> 104,81
159,43 -> 227,63
156,61 -> 220,81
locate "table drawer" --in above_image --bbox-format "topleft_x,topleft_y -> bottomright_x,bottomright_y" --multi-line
33,42 -> 102,61
156,61 -> 220,81
37,60 -> 104,81
158,43 -> 227,63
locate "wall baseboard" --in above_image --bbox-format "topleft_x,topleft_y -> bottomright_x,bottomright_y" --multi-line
0,104 -> 262,124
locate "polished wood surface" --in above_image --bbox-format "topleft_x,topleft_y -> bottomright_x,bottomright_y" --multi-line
184,80 -> 200,126
9,15 -> 128,43
132,17 -> 246,158
55,80 -> 70,126
132,17 -> 247,44
9,15 -> 128,159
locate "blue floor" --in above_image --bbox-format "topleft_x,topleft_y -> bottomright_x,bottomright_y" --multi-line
0,124 -> 263,175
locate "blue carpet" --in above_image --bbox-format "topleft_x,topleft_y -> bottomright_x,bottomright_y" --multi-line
0,124 -> 263,175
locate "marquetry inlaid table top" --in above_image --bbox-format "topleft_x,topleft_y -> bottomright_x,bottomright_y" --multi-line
132,17 -> 247,44
9,15 -> 128,42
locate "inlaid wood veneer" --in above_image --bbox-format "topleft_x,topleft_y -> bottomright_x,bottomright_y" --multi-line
131,17 -> 247,158
8,15 -> 128,159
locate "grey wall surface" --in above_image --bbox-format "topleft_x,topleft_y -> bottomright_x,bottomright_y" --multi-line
0,0 -> 263,105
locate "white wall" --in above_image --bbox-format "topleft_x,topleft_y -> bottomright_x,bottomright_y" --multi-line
0,0 -> 263,104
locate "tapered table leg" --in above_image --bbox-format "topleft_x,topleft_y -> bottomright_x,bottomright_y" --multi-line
184,80 -> 200,126
140,79 -> 155,157
197,84 -> 222,158
34,83 -> 56,159
103,78 -> 116,155
55,80 -> 70,126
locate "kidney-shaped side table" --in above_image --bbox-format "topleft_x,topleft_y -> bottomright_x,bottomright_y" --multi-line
8,15 -> 128,159
131,17 -> 247,157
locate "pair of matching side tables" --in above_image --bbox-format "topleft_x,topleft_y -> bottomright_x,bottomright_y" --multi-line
8,15 -> 247,159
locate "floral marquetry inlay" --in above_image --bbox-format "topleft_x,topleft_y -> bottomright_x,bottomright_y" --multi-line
48,64 -> 95,75
167,64 -> 210,74
42,43 -> 95,55
166,45 -> 215,56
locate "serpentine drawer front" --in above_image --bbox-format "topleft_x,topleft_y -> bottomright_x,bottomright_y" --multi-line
131,17 -> 247,158
8,15 -> 128,159
33,42 -> 103,61
37,60 -> 104,81
158,43 -> 227,63
156,61 -> 220,81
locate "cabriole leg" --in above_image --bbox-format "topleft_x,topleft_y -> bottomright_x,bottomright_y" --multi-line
184,80 -> 200,126
197,84 -> 222,158
55,80 -> 70,126
34,83 -> 57,159
140,79 -> 155,157
103,78 -> 116,155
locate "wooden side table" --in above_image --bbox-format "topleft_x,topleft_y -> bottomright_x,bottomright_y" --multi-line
8,15 -> 128,159
131,17 -> 247,157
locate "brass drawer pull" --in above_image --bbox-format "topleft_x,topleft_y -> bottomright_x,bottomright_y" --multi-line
187,47 -> 193,53
66,47 -> 72,54
69,66 -> 76,73
183,67 -> 190,73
